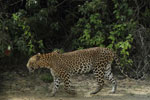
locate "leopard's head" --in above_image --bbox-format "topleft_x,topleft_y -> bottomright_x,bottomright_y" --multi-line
26,53 -> 41,73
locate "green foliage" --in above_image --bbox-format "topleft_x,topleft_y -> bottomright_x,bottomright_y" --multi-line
0,9 -> 44,57
72,0 -> 136,66
72,0 -> 107,48
108,22 -> 135,65
12,10 -> 44,55
40,73 -> 53,83
113,34 -> 133,66
108,0 -> 136,66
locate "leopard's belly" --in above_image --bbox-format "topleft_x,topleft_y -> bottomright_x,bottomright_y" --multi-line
72,62 -> 93,74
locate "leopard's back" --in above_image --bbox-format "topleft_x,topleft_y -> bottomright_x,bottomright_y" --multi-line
55,47 -> 115,74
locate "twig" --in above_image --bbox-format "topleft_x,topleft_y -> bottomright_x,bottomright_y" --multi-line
56,0 -> 67,7
9,0 -> 22,6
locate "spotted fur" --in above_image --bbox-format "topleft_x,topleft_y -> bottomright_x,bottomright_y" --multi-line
26,47 -> 119,96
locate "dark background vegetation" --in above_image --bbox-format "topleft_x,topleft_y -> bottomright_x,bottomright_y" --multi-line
0,0 -> 150,79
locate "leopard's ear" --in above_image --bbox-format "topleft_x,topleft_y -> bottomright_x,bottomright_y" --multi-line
36,53 -> 41,60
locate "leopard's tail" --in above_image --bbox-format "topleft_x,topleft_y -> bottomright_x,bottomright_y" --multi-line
113,52 -> 120,66
113,52 -> 128,77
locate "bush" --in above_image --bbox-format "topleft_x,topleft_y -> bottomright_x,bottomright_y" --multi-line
0,10 -> 44,58
71,0 -> 136,67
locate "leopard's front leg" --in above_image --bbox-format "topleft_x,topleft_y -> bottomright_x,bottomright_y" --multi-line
50,69 -> 61,96
51,77 -> 61,96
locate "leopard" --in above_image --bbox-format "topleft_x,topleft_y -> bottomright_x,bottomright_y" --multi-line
26,47 -> 119,96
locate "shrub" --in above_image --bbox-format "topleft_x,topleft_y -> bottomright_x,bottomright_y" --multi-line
71,0 -> 136,67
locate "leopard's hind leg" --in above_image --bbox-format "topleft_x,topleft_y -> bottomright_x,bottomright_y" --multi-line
62,73 -> 76,95
90,66 -> 105,94
104,63 -> 117,93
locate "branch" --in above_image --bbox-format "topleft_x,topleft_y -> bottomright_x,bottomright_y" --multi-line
9,0 -> 22,6
56,0 -> 67,7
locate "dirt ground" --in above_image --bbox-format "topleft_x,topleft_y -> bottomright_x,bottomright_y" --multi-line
0,69 -> 150,100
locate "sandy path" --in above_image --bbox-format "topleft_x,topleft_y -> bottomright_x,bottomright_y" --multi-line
0,71 -> 150,100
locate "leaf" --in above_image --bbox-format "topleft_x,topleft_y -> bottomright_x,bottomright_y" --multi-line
107,44 -> 113,49
108,35 -> 115,41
